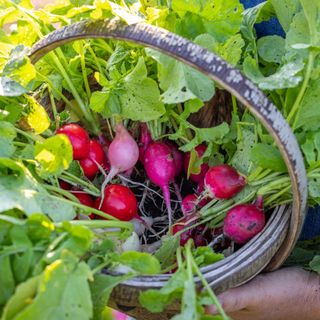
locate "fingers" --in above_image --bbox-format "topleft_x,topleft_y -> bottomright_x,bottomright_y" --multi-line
206,285 -> 255,314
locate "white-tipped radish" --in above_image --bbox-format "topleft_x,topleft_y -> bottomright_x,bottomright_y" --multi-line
100,123 -> 139,205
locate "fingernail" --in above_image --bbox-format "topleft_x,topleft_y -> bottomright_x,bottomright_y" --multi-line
205,305 -> 218,314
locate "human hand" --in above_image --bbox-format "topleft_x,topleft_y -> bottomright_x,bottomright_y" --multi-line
206,267 -> 320,320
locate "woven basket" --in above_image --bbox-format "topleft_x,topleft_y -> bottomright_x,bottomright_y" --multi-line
30,18 -> 308,320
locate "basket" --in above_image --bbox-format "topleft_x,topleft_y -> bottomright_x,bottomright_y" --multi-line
29,18 -> 308,320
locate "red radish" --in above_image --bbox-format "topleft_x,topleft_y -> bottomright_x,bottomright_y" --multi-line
59,180 -> 72,190
254,195 -> 264,210
95,184 -> 137,221
184,144 -> 209,184
56,124 -> 90,160
193,225 -> 211,247
144,142 -> 176,225
181,194 -> 209,215
71,191 -> 95,220
172,220 -> 194,246
139,123 -> 153,164
72,191 -> 94,207
223,202 -> 266,244
79,140 -> 105,179
204,164 -> 246,199
100,123 -> 139,191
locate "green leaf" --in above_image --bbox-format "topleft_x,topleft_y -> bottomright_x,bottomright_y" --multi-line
309,255 -> 320,274
182,99 -> 204,120
177,122 -> 229,152
34,135 -> 73,176
251,143 -> 287,172
35,194 -> 77,222
90,274 -> 132,320
1,276 -> 39,320
117,57 -> 165,121
243,56 -> 304,90
3,251 -> 93,320
89,90 -> 110,114
118,251 -> 161,275
0,77 -> 28,97
24,96 -> 50,134
146,49 -> 215,104
192,247 -> 224,268
301,131 -> 320,166
171,275 -> 198,320
0,159 -> 43,215
270,0 -> 300,32
173,0 -> 243,41
257,35 -> 286,64
0,256 -> 15,308
0,121 -> 16,158
300,0 -> 320,48
2,45 -> 36,88
195,33 -> 244,66
10,225 -> 33,283
286,11 -> 311,55
295,79 -> 320,131
139,268 -> 187,312
154,235 -> 179,269
44,223 -> 93,262
230,127 -> 256,175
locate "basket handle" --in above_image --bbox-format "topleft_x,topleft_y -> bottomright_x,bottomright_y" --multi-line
30,18 -> 307,269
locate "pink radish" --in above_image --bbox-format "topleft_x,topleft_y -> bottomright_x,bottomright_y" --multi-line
204,164 -> 246,199
100,123 -> 139,203
144,142 -> 176,226
181,194 -> 209,215
223,201 -> 265,244
166,141 -> 183,177
184,144 -> 209,184
166,141 -> 184,202
138,123 -> 153,164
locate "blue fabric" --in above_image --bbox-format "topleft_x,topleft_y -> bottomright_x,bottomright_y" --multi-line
239,0 -> 320,240
240,0 -> 285,38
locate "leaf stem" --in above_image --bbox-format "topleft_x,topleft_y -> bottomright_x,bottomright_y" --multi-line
287,51 -> 315,128
190,251 -> 230,320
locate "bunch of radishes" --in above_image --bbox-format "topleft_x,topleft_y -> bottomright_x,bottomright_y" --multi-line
175,145 -> 266,246
56,121 -> 266,251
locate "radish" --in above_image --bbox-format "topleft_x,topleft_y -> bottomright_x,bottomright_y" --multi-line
71,191 -> 94,220
79,139 -> 105,179
204,164 -> 246,199
223,201 -> 266,244
72,191 -> 94,207
144,142 -> 176,226
56,124 -> 90,160
166,141 -> 183,177
184,144 -> 209,184
166,141 -> 184,202
100,123 -> 139,193
172,219 -> 194,246
59,180 -> 72,190
138,123 -> 152,164
193,224 -> 212,247
95,184 -> 138,221
181,194 -> 209,215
